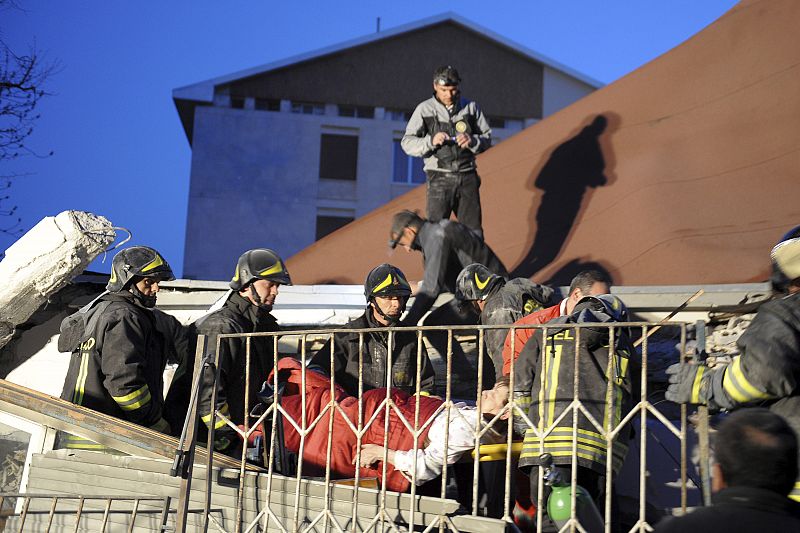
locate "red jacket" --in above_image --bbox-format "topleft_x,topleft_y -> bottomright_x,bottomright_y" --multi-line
270,358 -> 442,492
501,302 -> 562,375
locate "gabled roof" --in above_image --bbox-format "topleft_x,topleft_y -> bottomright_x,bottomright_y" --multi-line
172,12 -> 602,141
286,0 -> 800,286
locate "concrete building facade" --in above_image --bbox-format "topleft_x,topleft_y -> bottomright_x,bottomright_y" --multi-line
174,13 -> 600,280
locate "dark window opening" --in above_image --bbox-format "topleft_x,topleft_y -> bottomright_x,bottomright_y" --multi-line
316,215 -> 354,240
488,117 -> 505,129
319,134 -> 358,181
386,109 -> 412,121
338,105 -> 374,119
230,96 -> 245,109
255,98 -> 280,111
292,101 -> 324,115
392,140 -> 425,184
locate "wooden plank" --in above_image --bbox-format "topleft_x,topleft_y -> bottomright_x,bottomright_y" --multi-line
26,454 -> 439,527
0,378 -> 256,471
21,452 -> 512,532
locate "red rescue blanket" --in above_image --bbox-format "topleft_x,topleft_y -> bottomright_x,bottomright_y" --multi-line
268,358 -> 442,492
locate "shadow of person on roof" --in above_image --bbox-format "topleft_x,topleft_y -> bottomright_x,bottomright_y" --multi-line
511,114 -> 617,279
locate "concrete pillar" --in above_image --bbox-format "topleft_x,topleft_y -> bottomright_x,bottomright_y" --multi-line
0,211 -> 115,347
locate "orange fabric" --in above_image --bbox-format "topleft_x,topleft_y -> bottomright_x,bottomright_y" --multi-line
501,303 -> 562,375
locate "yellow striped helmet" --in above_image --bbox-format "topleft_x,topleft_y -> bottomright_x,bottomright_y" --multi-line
456,263 -> 502,302
364,263 -> 411,299
107,246 -> 174,293
230,248 -> 292,290
771,225 -> 800,292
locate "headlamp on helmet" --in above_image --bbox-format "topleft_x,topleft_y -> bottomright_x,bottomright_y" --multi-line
433,65 -> 461,86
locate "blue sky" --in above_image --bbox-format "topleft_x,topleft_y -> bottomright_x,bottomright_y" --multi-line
2,1 -> 738,277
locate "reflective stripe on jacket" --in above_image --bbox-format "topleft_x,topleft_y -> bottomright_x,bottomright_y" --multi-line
514,315 -> 634,476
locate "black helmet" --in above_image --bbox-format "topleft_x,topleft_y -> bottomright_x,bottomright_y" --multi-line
388,210 -> 423,249
365,263 -> 411,299
455,263 -> 503,302
771,225 -> 800,292
433,65 -> 461,86
572,294 -> 629,323
107,246 -> 174,293
230,248 -> 292,291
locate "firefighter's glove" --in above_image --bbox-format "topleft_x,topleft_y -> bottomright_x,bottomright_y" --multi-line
213,427 -> 239,455
665,362 -> 719,409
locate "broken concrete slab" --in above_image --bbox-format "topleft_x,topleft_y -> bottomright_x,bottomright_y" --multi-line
0,211 -> 115,348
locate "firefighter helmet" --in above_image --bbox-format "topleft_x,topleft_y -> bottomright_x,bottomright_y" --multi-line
433,65 -> 461,86
107,246 -> 174,293
573,294 -> 629,323
229,248 -> 292,291
364,263 -> 412,300
455,263 -> 503,302
771,225 -> 800,292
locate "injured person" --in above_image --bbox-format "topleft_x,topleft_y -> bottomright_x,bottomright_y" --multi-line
356,376 -> 510,485
260,358 -> 509,492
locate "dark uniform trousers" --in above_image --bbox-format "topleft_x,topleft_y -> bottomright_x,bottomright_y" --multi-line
426,170 -> 483,239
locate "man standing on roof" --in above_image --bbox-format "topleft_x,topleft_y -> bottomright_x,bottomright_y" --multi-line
402,65 -> 492,238
310,264 -> 435,398
666,225 -> 800,502
455,263 -> 554,379
501,269 -> 611,376
58,246 -> 176,449
196,248 -> 291,453
389,210 -> 508,391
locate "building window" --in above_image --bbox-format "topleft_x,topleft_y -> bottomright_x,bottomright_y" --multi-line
291,101 -> 325,115
386,109 -> 412,122
316,215 -> 354,240
392,140 -> 425,184
319,134 -> 358,180
338,105 -> 374,119
230,96 -> 245,109
255,98 -> 280,111
488,117 -> 505,129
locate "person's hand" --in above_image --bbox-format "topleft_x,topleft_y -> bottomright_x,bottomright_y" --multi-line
432,132 -> 449,146
665,362 -> 712,404
455,133 -> 473,148
356,444 -> 387,468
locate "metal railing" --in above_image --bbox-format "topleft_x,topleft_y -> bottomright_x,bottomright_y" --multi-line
174,319 -> 707,533
0,493 -> 215,533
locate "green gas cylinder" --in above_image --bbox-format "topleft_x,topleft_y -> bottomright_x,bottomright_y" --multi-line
541,453 -> 604,533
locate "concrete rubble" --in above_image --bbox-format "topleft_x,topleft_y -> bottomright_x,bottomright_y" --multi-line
0,210 -> 115,348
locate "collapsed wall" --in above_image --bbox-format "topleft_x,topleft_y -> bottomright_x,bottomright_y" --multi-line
0,211 -> 115,348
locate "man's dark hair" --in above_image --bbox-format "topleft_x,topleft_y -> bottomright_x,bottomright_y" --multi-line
714,408 -> 798,495
568,270 -> 610,296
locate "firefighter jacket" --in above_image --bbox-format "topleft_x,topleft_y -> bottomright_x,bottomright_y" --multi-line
196,292 -> 279,429
403,219 -> 509,325
705,291 -> 800,501
310,311 -> 436,397
401,95 -> 492,174
59,292 -> 169,450
513,307 -> 635,476
479,278 -> 554,374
